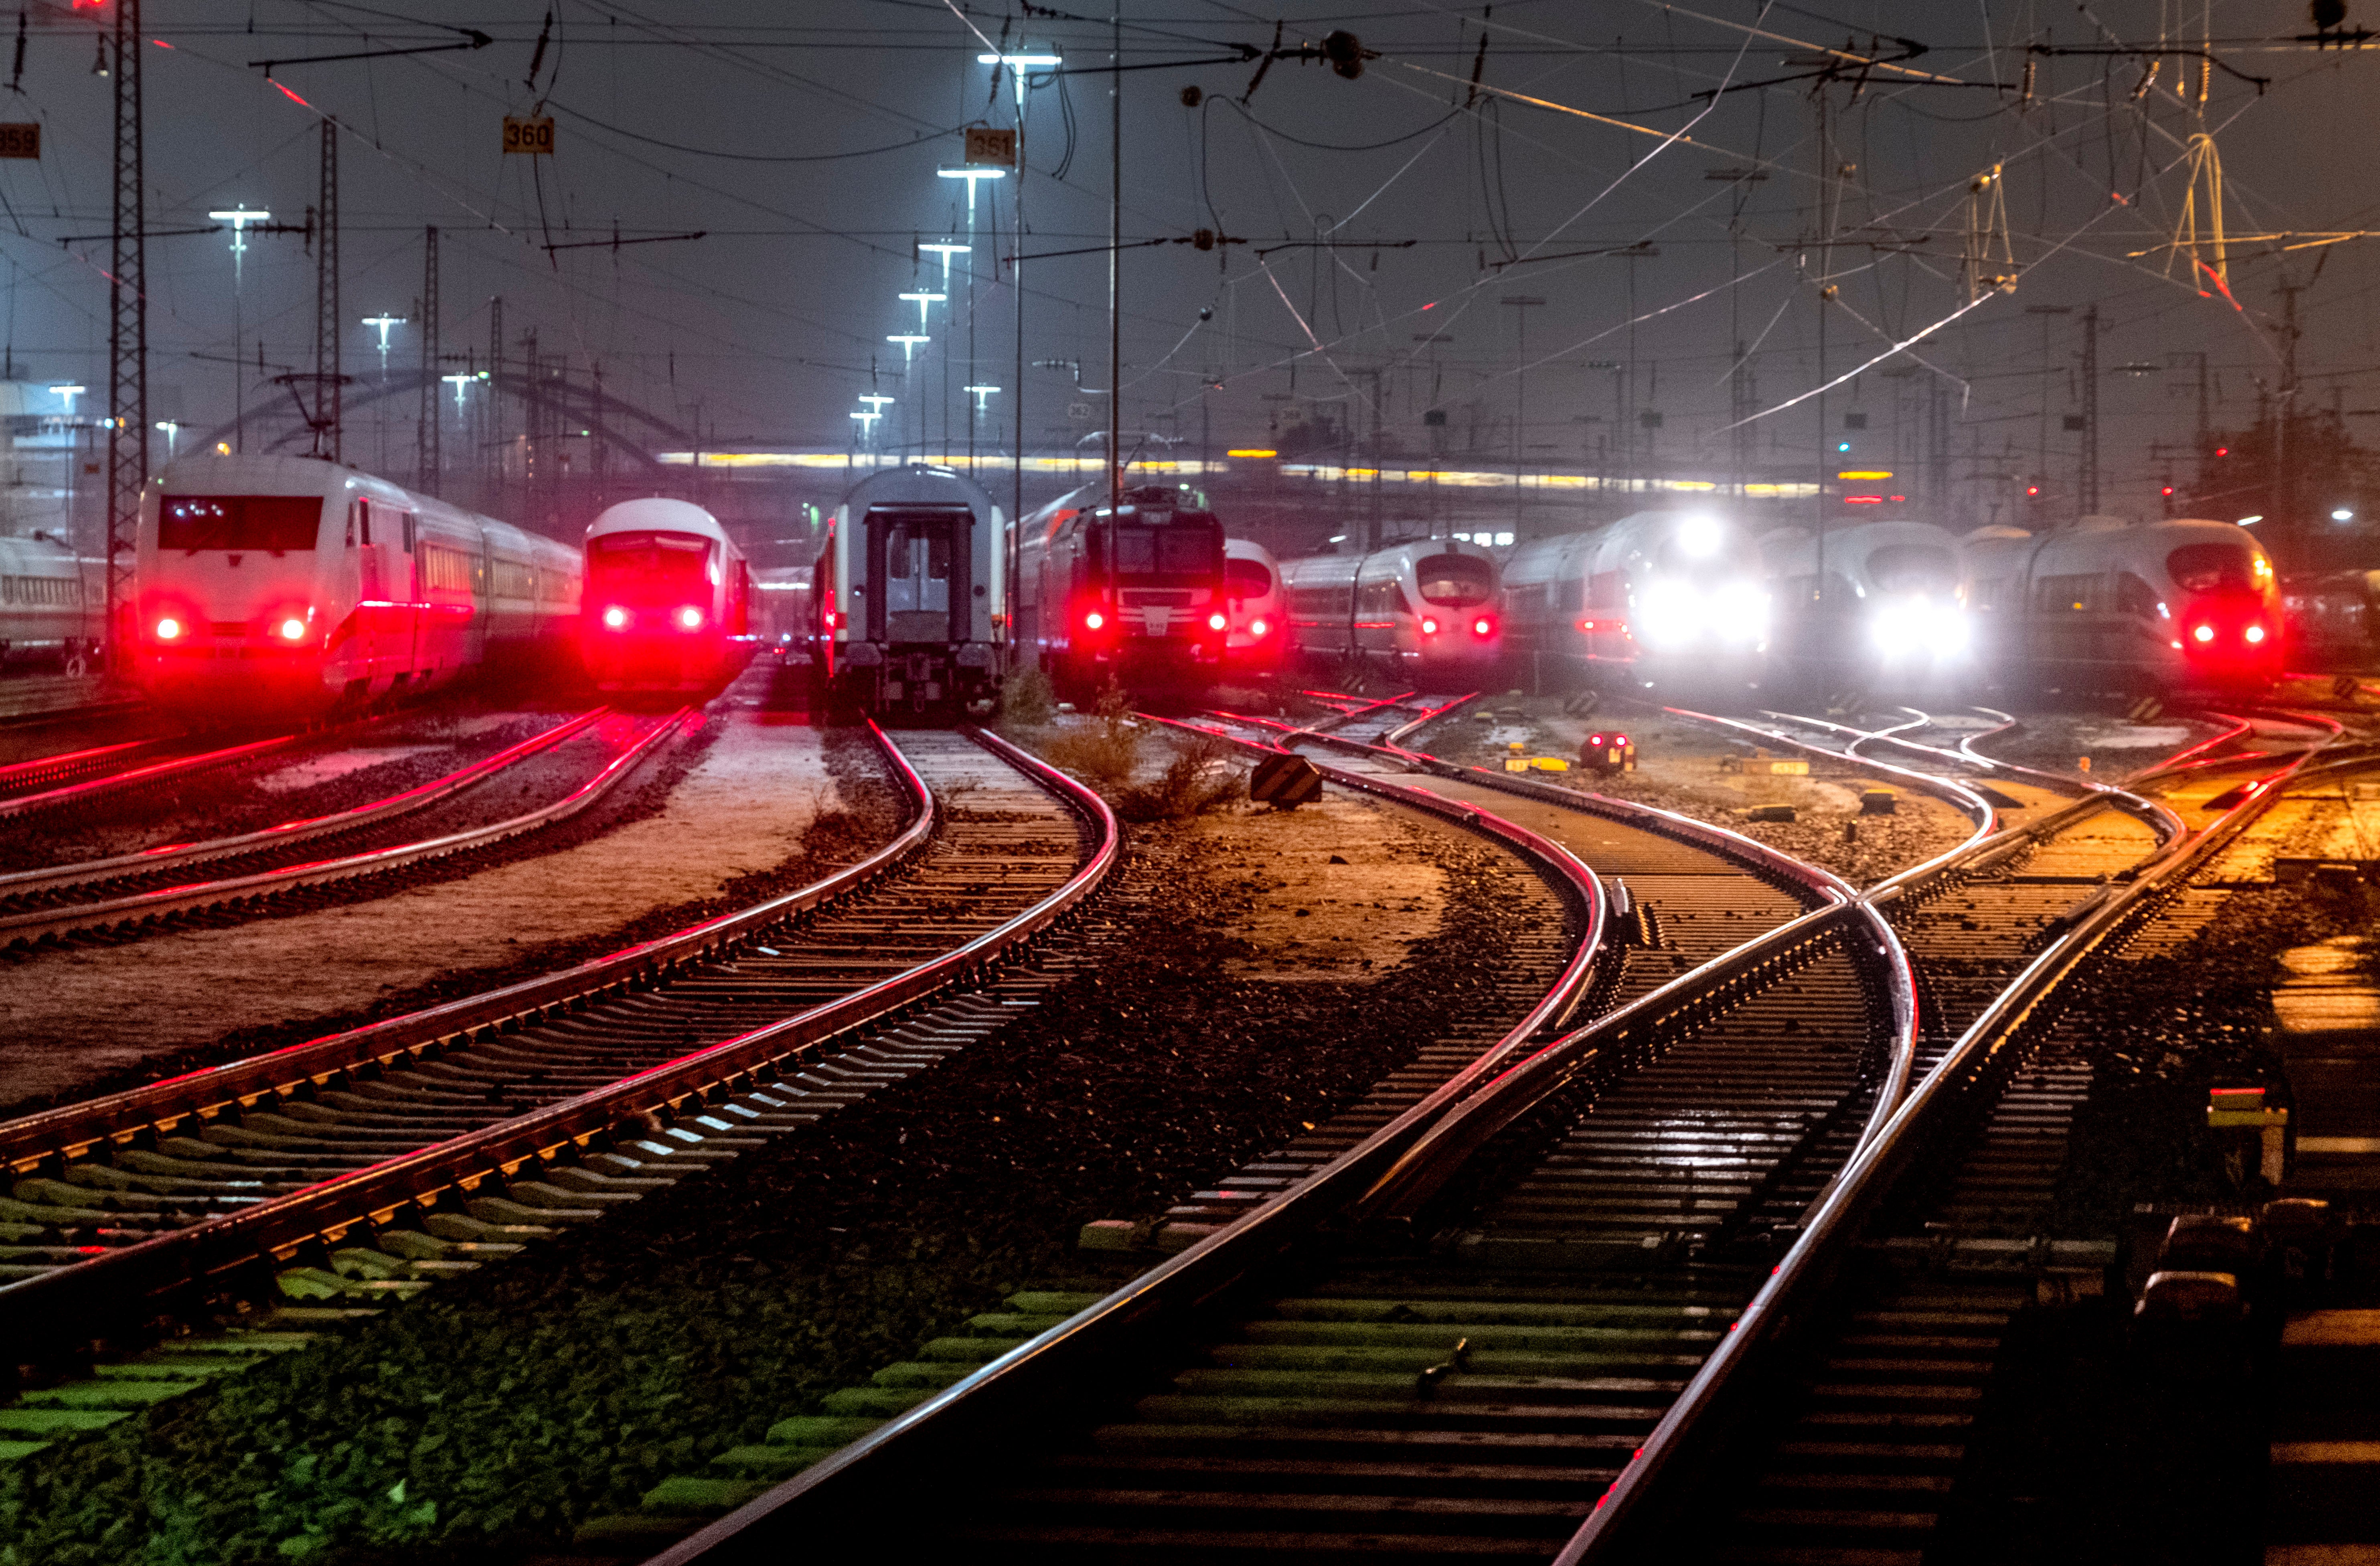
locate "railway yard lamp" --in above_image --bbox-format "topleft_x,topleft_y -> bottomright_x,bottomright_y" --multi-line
898,291 -> 946,331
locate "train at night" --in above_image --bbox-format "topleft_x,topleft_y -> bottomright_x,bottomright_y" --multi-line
0,532 -> 101,674
810,464 -> 1006,715
1278,538 -> 1502,679
1499,511 -> 1764,693
581,498 -> 754,694
135,454 -> 581,713
1011,481 -> 1229,699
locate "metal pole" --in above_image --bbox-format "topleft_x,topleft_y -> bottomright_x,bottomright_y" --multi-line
316,118 -> 339,462
2078,303 -> 2098,513
417,226 -> 438,490
104,0 -> 144,673
1107,8 -> 1122,507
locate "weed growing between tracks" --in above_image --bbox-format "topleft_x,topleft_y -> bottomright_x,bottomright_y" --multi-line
0,817 -> 1543,1564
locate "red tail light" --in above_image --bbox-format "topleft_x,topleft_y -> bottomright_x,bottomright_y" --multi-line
601,605 -> 629,631
823,609 -> 838,628
1471,615 -> 1495,638
2191,623 -> 2214,643
676,606 -> 704,631
1084,610 -> 1106,631
1207,611 -> 1227,631
1420,616 -> 1440,635
2244,623 -> 2267,644
1249,617 -> 1268,638
154,616 -> 182,641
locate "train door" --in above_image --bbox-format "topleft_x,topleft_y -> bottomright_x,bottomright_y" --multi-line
867,507 -> 970,644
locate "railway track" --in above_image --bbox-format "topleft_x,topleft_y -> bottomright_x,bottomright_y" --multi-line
0,730 -> 305,822
0,707 -> 680,949
629,693 -> 2296,1564
0,724 -> 1116,1437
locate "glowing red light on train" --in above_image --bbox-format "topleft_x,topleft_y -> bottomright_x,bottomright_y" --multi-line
601,605 -> 629,631
2192,622 -> 2215,643
675,606 -> 704,631
1083,610 -> 1106,631
1420,616 -> 1440,635
1249,617 -> 1268,637
2244,622 -> 2267,644
1207,611 -> 1227,631
1471,615 -> 1495,637
154,616 -> 182,641
277,616 -> 308,641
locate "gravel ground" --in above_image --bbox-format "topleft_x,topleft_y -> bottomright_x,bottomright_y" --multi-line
1407,702 -> 1975,884
0,770 -> 1551,1564
0,679 -> 899,1119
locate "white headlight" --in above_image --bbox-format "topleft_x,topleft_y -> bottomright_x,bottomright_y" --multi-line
1636,580 -> 1703,647
1710,580 -> 1768,645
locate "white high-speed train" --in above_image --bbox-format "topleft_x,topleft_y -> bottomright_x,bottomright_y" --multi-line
135,454 -> 580,712
1278,539 -> 1503,678
1499,511 -> 1767,690
1960,516 -> 2280,695
1221,537 -> 1285,674
582,498 -> 755,694
0,532 -> 101,673
1760,519 -> 1970,686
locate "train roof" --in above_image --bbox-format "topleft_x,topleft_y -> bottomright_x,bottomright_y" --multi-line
152,453 -> 573,563
586,497 -> 733,548
835,462 -> 1002,517
1224,536 -> 1278,565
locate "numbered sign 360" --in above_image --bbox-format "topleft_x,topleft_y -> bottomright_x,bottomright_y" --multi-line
503,116 -> 556,155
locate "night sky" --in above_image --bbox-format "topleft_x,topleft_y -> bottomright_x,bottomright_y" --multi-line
4,1 -> 2374,517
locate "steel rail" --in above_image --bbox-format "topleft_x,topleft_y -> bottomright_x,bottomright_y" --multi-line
0,708 -> 611,897
0,730 -> 302,821
0,736 -> 170,796
0,720 -> 934,1177
647,712 -> 1616,1566
0,709 -> 685,949
0,724 -> 1116,1352
1558,733 -> 2346,1564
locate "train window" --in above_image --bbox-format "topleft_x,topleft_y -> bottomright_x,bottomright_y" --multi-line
2168,542 -> 2255,593
590,530 -> 714,594
2115,572 -> 2161,620
883,518 -> 954,615
1111,524 -> 1219,579
1869,544 -> 1958,595
1415,554 -> 1493,605
1224,558 -> 1273,599
159,496 -> 322,552
2036,573 -> 2103,613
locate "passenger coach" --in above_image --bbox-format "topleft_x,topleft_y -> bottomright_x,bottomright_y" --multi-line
813,464 -> 1004,714
136,454 -> 579,712
582,498 -> 754,692
1012,482 -> 1226,698
0,532 -> 101,674
1280,539 -> 1501,678
1961,516 -> 2281,696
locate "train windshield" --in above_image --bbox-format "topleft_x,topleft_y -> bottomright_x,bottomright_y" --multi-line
1224,557 -> 1273,599
1415,554 -> 1494,606
590,531 -> 716,597
159,496 -> 322,552
1869,544 -> 1959,595
1106,512 -> 1222,582
2168,542 -> 2259,593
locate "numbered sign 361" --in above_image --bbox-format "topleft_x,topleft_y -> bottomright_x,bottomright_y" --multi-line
503,117 -> 556,155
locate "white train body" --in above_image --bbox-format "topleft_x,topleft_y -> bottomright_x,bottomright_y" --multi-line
1960,516 -> 2280,694
1279,539 -> 1503,676
0,533 -> 101,671
816,464 -> 1004,712
1222,538 -> 1285,672
1499,511 -> 1766,688
1761,519 -> 1969,683
136,454 -> 580,711
582,498 -> 754,692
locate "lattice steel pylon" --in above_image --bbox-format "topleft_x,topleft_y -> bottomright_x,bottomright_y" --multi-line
314,117 -> 340,461
417,226 -> 438,489
104,0 -> 145,672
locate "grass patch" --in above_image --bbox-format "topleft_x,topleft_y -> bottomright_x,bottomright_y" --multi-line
1114,732 -> 1243,822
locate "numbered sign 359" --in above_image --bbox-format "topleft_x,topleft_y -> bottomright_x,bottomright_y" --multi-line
502,117 -> 556,156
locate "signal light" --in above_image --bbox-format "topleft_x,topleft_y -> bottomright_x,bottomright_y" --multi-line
2025,485 -> 2041,498
2215,445 -> 2229,457
277,617 -> 308,641
676,606 -> 704,631
2161,485 -> 2175,497
1420,616 -> 1440,635
1084,610 -> 1105,631
2192,622 -> 2215,643
1207,611 -> 1227,631
154,616 -> 181,641
1589,733 -> 1604,747
602,605 -> 629,631
823,609 -> 838,628
2245,623 -> 2267,644
1472,615 -> 1494,637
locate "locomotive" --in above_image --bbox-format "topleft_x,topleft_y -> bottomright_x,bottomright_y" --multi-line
1011,482 -> 1227,698
0,532 -> 101,674
1499,511 -> 1764,691
1278,538 -> 1503,679
1960,515 -> 2280,696
812,464 -> 1005,714
136,454 -> 580,712
581,498 -> 755,693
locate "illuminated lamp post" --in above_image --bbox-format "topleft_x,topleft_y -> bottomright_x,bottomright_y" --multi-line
208,206 -> 270,452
